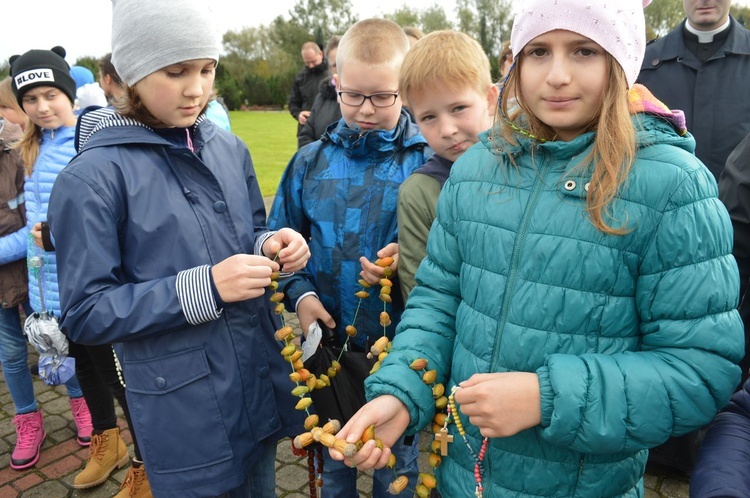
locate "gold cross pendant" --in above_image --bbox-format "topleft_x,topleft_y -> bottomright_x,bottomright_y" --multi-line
435,427 -> 454,456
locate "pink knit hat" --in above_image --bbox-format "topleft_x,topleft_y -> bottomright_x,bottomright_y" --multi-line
510,0 -> 652,88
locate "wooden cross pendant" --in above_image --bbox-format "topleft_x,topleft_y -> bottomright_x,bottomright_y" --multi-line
435,427 -> 454,456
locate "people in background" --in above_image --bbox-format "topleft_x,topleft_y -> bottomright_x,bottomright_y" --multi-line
69,65 -> 107,110
288,41 -> 328,146
298,35 -> 341,148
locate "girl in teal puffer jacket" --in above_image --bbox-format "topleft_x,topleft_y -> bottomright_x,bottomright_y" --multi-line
330,1 -> 744,497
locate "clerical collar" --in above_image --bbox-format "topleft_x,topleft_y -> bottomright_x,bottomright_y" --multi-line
685,18 -> 731,43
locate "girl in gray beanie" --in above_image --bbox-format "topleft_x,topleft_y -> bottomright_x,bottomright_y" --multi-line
46,1 -> 312,497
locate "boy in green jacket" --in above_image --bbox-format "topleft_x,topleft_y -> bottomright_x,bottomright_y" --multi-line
396,30 -> 497,301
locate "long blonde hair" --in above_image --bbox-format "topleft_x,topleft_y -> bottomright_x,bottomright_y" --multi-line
16,124 -> 43,177
496,52 -> 635,235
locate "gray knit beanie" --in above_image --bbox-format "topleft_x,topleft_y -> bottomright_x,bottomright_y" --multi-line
111,0 -> 221,86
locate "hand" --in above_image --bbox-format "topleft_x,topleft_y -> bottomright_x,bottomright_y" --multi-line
453,372 -> 541,438
298,110 -> 311,125
296,295 -> 335,336
31,222 -> 44,249
330,395 -> 410,470
262,228 -> 310,272
211,254 -> 279,303
359,243 -> 399,285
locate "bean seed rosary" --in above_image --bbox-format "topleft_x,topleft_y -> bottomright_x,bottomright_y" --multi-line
271,251 -> 488,497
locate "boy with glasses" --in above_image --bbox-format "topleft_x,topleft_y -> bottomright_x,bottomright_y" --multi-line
268,18 -> 430,498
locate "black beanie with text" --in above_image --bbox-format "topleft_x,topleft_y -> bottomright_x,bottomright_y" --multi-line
9,46 -> 76,107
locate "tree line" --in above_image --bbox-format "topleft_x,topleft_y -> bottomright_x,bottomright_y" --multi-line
2,0 -> 749,110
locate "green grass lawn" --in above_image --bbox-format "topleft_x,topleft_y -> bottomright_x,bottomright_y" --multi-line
229,110 -> 298,197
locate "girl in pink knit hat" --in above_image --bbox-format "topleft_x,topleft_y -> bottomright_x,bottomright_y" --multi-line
329,1 -> 743,496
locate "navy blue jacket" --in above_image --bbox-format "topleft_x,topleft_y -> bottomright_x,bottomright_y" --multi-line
692,378 -> 750,497
48,108 -> 301,497
637,17 -> 750,180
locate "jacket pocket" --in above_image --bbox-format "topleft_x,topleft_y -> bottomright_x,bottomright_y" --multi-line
124,347 -> 234,474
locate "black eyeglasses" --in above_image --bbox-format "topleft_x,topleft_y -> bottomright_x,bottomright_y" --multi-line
338,91 -> 400,108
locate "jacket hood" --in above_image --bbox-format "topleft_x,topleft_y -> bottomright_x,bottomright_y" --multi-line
317,77 -> 338,100
75,106 -> 213,153
325,110 -> 427,157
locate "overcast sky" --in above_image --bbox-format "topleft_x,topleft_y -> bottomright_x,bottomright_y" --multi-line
4,0 -> 750,67
1,0 -> 459,65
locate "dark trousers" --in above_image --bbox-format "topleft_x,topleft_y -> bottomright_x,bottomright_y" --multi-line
68,341 -> 141,460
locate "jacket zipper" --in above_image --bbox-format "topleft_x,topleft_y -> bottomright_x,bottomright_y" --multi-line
482,151 -> 551,493
572,456 -> 585,495
490,152 -> 552,370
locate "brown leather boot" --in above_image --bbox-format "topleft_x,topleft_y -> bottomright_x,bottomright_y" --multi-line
73,427 -> 129,489
114,463 -> 153,498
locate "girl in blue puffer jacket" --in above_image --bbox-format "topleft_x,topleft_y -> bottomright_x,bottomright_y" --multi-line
1,52 -> 96,471
331,1 -> 744,497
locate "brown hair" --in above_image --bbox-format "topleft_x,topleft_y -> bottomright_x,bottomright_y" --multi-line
16,124 -> 43,176
399,30 -> 492,108
498,41 -> 513,69
99,53 -> 123,86
325,35 -> 341,59
117,86 -> 215,129
496,52 -> 635,235
337,18 -> 410,75
403,26 -> 425,42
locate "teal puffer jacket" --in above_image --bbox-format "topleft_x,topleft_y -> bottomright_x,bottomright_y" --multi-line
366,114 -> 743,497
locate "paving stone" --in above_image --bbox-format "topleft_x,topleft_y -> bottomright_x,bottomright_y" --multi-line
0,436 -> 10,454
275,462 -> 310,493
0,393 -> 12,407
356,471 -> 374,496
10,472 -> 43,492
36,438 -> 82,466
17,480 -> 69,498
644,472 -> 660,490
277,438 -> 306,464
69,480 -> 122,497
40,454 -> 83,479
41,397 -> 71,416
660,477 -> 691,498
0,417 -> 15,438
35,390 -> 60,404
0,467 -> 21,489
645,488 -> 663,498
0,485 -> 20,498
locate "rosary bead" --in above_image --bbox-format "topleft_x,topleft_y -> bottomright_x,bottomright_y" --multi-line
448,387 -> 489,498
